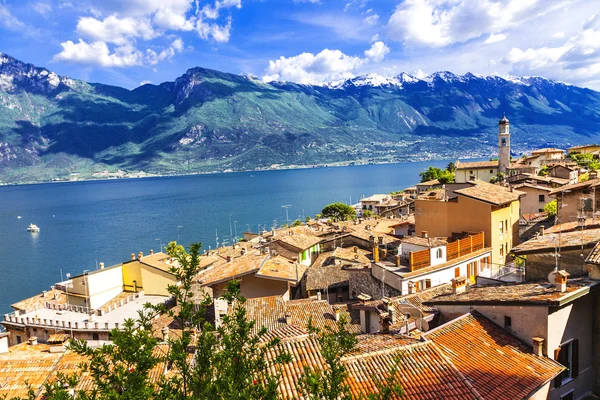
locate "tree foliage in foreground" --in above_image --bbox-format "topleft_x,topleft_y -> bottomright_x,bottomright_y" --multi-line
419,166 -> 454,184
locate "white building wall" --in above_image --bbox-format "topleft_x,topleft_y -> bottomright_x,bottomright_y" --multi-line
429,246 -> 447,266
86,267 -> 124,310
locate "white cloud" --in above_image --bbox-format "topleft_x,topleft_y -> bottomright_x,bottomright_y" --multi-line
484,33 -> 507,44
364,41 -> 389,62
76,15 -> 157,45
387,0 -> 565,47
53,0 -> 241,68
262,42 -> 390,84
370,33 -> 379,42
0,4 -> 26,30
139,80 -> 152,86
364,13 -> 379,26
552,31 -> 565,39
32,2 -> 52,15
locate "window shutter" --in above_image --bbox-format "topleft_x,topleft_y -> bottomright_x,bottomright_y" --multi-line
554,347 -> 562,388
572,340 -> 579,378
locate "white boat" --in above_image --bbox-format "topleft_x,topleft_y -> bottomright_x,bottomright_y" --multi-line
17,216 -> 21,219
27,224 -> 40,232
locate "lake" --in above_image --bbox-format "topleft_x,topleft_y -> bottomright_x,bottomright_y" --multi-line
0,160 -> 451,314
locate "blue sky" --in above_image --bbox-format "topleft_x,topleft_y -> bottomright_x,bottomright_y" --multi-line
1,0 -> 599,89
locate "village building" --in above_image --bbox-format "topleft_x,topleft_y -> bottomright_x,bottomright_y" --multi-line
360,194 -> 392,214
425,274 -> 600,400
549,178 -> 600,224
371,232 -> 494,295
532,148 -> 566,164
454,160 -> 498,183
1,251 -> 178,346
568,144 -> 600,156
506,173 -> 570,188
548,164 -> 579,184
415,179 -> 442,193
415,180 -> 523,267
513,183 -> 553,215
511,227 -> 600,280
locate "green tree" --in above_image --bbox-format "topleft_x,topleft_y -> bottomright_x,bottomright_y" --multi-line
544,199 -> 557,217
489,172 -> 506,184
538,166 -> 549,176
305,216 -> 311,223
419,167 -> 454,184
321,203 -> 356,222
446,162 -> 456,173
292,219 -> 303,227
362,210 -> 374,218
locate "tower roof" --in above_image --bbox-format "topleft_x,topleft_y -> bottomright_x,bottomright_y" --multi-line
499,113 -> 509,125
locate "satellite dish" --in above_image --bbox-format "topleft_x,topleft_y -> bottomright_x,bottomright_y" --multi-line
416,318 -> 430,332
548,270 -> 557,285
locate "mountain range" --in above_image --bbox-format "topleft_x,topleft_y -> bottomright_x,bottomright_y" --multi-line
1,52 -> 600,184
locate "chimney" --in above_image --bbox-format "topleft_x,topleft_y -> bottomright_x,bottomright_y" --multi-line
373,246 -> 380,263
149,249 -> 154,255
555,270 -> 569,292
510,186 -> 515,193
532,337 -> 544,357
226,255 -> 232,262
353,246 -> 358,253
357,293 -> 372,304
317,291 -> 322,301
451,276 -> 468,295
395,255 -> 401,267
378,236 -> 383,245
241,248 -> 247,255
138,251 -> 143,259
407,281 -> 416,295
42,290 -> 47,298
388,308 -> 397,324
539,227 -> 544,236
131,253 -> 136,261
421,231 -> 428,238
334,307 -> 340,322
28,336 -> 38,346
99,262 -> 105,270
161,327 -> 169,342
285,312 -> 292,324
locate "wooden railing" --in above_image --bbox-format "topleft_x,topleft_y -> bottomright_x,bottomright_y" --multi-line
409,232 -> 485,272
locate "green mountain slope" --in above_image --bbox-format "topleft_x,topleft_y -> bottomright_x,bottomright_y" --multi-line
1,53 -> 600,183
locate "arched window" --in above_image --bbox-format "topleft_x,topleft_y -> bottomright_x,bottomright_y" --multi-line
436,248 -> 443,259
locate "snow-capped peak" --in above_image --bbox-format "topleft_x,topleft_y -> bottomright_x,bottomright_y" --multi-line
396,72 -> 418,83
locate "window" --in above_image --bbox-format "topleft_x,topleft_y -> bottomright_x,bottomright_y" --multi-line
583,198 -> 593,212
436,248 -> 443,259
16,335 -> 21,344
490,169 -> 494,173
504,316 -> 512,329
560,391 -> 574,400
499,221 -> 504,234
425,279 -> 432,289
469,170 -> 474,174
539,194 -> 545,202
539,209 -> 544,212
500,247 -> 504,258
555,340 -> 579,387
92,333 -> 99,341
454,267 -> 460,278
501,138 -> 507,146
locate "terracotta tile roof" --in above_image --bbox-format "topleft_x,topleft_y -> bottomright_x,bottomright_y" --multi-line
332,247 -> 371,265
548,178 -> 600,195
0,343 -> 63,399
425,312 -> 564,400
256,255 -> 308,283
513,183 -> 552,192
47,333 -> 70,344
11,289 -> 67,312
585,242 -> 600,265
139,252 -> 178,274
425,278 -> 599,306
455,180 -> 524,206
269,334 -> 480,399
416,179 -> 440,186
512,228 -> 600,254
401,236 -> 447,248
361,194 -> 389,202
531,148 -> 565,154
416,188 -> 446,200
507,173 -> 570,186
544,217 -> 600,234
456,160 -> 498,169
346,228 -> 398,245
235,296 -> 361,338
276,234 -> 322,251
305,255 -> 352,292
197,253 -> 268,286
520,212 -> 549,223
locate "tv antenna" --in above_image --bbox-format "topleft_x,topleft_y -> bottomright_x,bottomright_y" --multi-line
282,205 -> 292,226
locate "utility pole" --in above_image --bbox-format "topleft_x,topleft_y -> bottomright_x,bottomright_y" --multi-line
229,214 -> 233,244
234,221 -> 238,243
282,204 -> 292,226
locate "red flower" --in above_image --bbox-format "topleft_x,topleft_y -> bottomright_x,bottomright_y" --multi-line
253,379 -> 257,385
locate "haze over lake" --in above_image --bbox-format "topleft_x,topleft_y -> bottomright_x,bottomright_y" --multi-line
0,160 -> 451,314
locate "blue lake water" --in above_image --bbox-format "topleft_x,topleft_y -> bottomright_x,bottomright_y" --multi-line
0,160 -> 451,314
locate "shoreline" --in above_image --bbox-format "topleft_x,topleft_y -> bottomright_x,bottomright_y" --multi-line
0,155 -> 485,188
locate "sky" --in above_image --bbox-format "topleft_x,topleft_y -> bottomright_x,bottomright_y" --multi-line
0,0 -> 599,90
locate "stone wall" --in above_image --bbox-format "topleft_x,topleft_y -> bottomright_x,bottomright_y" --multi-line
349,269 -> 401,300
525,249 -> 591,280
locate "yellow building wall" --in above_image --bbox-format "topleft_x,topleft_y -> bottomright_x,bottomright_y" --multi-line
122,261 -> 144,292
415,195 -> 520,267
139,265 -> 178,296
211,274 -> 290,300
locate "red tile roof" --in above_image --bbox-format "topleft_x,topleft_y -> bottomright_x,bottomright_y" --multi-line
425,312 -> 564,400
455,180 -> 524,206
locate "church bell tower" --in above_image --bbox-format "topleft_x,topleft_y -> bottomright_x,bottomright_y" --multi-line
498,114 -> 510,174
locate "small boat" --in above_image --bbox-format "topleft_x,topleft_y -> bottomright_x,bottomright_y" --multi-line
17,216 -> 21,219
27,224 -> 40,232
